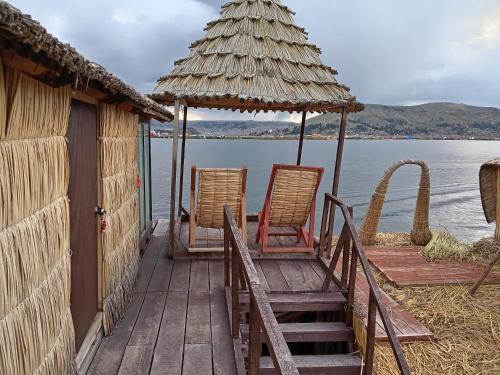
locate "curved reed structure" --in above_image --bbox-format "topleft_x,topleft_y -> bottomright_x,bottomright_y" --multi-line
359,160 -> 433,246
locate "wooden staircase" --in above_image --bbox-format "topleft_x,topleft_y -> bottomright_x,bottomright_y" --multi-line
223,195 -> 411,375
240,291 -> 362,375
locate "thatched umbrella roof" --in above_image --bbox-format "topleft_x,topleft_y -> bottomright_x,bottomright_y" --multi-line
152,0 -> 363,113
480,158 -> 500,223
0,1 -> 172,121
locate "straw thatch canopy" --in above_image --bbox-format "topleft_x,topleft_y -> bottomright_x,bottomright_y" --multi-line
0,1 -> 172,121
152,0 -> 363,113
479,158 -> 500,223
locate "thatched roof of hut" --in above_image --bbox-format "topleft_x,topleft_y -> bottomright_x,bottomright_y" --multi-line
480,158 -> 500,223
152,0 -> 363,114
0,1 -> 173,121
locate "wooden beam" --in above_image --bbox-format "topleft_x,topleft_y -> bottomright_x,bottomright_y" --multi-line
178,106 -> 188,217
332,107 -> 348,196
296,111 -> 307,165
325,107 -> 349,258
168,100 -> 181,258
72,90 -> 99,106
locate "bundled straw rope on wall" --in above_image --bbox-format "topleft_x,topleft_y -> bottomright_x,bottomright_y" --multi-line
0,59 -> 74,374
99,103 -> 139,334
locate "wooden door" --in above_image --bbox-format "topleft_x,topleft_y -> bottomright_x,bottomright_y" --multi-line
67,99 -> 98,351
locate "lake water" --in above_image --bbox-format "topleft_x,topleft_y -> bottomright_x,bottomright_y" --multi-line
151,139 -> 499,243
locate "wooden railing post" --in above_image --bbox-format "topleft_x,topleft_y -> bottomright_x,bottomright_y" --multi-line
224,217 -> 230,288
319,196 -> 330,258
364,292 -> 377,375
346,248 -> 358,327
231,246 -> 240,339
248,296 -> 262,375
318,194 -> 411,375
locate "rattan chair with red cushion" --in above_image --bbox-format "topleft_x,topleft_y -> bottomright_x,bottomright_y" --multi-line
256,164 -> 324,253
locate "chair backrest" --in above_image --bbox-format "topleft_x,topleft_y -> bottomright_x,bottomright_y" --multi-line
194,167 -> 247,229
267,164 -> 324,227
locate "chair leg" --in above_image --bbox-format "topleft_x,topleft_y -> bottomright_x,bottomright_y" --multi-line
256,212 -> 262,244
189,215 -> 196,248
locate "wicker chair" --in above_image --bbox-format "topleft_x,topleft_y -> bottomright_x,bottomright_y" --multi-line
189,166 -> 247,251
359,160 -> 433,246
256,164 -> 324,253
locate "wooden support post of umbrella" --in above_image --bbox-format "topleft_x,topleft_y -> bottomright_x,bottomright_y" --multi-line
296,111 -> 307,165
178,106 -> 188,217
168,100 -> 181,258
325,107 -> 349,258
471,159 -> 500,294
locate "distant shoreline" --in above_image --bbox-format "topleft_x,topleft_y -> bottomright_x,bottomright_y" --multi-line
151,135 -> 500,141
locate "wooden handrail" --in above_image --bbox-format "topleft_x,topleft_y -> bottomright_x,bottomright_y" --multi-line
319,193 -> 411,375
224,206 -> 299,375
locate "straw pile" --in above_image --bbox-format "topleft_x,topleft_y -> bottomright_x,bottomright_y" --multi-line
152,0 -> 363,113
99,103 -> 140,335
422,230 -> 473,261
0,60 -> 75,374
373,285 -> 500,374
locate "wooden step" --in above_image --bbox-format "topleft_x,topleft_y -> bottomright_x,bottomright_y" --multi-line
260,354 -> 362,375
239,292 -> 346,312
241,322 -> 354,343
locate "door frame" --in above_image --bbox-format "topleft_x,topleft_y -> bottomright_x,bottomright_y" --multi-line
70,92 -> 105,372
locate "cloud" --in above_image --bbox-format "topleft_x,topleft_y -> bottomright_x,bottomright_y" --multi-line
8,0 -> 500,121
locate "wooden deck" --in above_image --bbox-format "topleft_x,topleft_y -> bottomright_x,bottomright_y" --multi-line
88,225 -> 238,375
88,224 -> 452,374
366,246 -> 500,287
175,220 -> 311,258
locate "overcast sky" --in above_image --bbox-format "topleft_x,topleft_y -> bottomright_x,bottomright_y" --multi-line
9,0 -> 500,121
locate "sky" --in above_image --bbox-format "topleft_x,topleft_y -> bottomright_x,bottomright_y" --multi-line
8,0 -> 500,122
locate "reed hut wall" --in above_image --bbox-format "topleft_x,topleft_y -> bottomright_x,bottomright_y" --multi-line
0,58 -> 75,374
99,103 -> 140,335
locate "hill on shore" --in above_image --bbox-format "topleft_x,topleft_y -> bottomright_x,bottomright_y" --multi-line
152,103 -> 500,140
299,102 -> 500,139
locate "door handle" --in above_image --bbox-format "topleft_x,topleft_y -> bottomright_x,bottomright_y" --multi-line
95,206 -> 107,216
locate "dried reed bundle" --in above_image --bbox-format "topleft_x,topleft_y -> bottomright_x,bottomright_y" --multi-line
359,160 -> 432,246
373,285 -> 500,374
422,230 -> 473,261
101,194 -> 139,260
472,236 -> 499,261
100,103 -> 138,139
34,307 -> 75,375
0,137 -> 69,228
0,69 -> 73,374
375,232 -> 412,246
103,222 -> 139,299
100,138 -> 137,178
0,197 -> 69,318
101,169 -> 137,213
99,103 -> 139,335
5,69 -> 70,140
0,254 -> 72,374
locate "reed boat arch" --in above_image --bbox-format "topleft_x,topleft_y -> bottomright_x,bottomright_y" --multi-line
359,160 -> 433,246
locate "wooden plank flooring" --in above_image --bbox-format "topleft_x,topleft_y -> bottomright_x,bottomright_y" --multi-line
175,220 -> 312,258
88,221 -> 238,375
366,246 -> 500,287
322,255 -> 435,343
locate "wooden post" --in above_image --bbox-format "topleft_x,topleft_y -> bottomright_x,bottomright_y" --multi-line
364,292 -> 377,375
168,100 -> 181,258
332,107 -> 349,196
496,168 -> 500,242
296,111 -> 307,165
326,107 -> 349,258
178,106 -> 188,217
